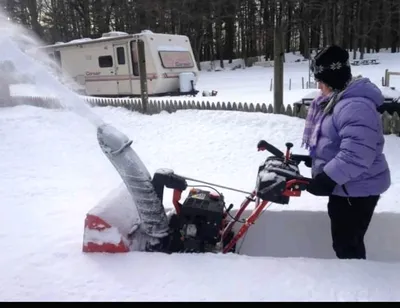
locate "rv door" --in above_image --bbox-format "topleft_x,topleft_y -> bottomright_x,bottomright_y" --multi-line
113,43 -> 132,95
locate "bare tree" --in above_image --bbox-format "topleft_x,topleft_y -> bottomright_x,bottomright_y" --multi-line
2,0 -> 400,65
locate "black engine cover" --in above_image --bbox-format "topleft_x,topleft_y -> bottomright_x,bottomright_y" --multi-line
175,189 -> 225,252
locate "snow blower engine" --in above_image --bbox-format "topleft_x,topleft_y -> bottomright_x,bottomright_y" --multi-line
152,140 -> 312,254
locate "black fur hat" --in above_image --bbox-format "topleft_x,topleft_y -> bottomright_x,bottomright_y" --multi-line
311,45 -> 352,91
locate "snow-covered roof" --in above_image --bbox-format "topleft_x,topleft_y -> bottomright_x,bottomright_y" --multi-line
101,31 -> 129,38
68,38 -> 93,43
379,86 -> 400,99
301,90 -> 320,99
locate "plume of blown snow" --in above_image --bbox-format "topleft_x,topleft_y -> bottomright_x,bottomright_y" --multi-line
0,9 -> 104,127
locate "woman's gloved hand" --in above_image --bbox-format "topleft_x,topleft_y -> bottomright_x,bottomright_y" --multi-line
290,154 -> 312,168
306,172 -> 337,196
304,156 -> 312,168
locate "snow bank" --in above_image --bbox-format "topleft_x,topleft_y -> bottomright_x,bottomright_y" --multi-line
234,208 -> 400,262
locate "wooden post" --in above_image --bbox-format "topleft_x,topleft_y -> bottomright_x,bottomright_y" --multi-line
385,69 -> 389,86
384,70 -> 400,87
137,39 -> 148,114
273,1 -> 285,114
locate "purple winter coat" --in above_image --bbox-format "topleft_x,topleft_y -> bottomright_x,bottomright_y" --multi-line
312,78 -> 391,197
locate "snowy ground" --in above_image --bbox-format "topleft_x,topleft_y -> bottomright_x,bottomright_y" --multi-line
1,104 -> 400,301
193,51 -> 400,105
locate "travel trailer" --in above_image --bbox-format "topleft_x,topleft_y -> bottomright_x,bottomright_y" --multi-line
36,31 -> 199,97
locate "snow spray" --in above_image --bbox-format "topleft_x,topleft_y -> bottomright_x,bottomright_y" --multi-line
0,10 -> 171,252
0,9 -> 104,128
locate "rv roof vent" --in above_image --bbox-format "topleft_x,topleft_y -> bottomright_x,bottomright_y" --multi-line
102,31 -> 129,38
141,30 -> 154,34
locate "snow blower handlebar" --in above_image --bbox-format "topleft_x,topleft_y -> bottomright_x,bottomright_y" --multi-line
222,141 -> 313,253
256,139 -> 312,200
257,139 -> 284,157
159,140 -> 312,215
257,139 -> 312,168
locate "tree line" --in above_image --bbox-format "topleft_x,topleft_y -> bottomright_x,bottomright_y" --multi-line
3,0 -> 400,67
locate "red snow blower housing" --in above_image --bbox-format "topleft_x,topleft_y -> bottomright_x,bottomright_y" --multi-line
154,140 -> 312,254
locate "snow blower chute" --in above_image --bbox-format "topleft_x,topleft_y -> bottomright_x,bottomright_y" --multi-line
82,124 -> 312,254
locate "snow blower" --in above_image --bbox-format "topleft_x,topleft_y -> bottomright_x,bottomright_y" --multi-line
82,124 -> 312,254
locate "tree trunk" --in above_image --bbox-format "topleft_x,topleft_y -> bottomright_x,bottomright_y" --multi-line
273,1 -> 285,114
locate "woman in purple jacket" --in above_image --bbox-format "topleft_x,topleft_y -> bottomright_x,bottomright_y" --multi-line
302,45 -> 391,260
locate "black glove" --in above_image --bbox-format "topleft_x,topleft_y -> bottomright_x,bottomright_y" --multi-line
290,154 -> 312,168
304,156 -> 312,168
306,172 -> 337,196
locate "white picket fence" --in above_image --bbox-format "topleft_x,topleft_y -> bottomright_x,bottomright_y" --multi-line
5,95 -> 400,136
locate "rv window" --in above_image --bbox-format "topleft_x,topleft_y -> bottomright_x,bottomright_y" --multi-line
158,51 -> 194,69
116,47 -> 125,65
98,55 -> 113,68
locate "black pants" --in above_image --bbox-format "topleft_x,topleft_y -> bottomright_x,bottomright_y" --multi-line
327,195 -> 380,259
